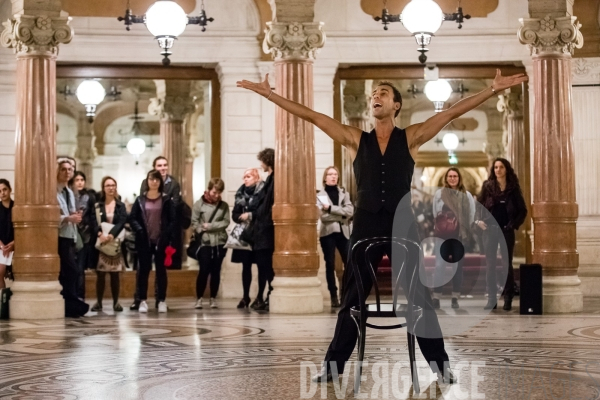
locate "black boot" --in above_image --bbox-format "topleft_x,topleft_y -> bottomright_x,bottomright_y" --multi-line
330,292 -> 340,308
503,297 -> 513,311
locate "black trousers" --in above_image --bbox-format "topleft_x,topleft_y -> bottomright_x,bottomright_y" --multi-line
484,226 -> 515,300
433,240 -> 464,295
58,237 -> 89,317
196,245 -> 227,298
254,249 -> 274,300
324,208 -> 450,374
319,232 -> 348,295
136,243 -> 167,302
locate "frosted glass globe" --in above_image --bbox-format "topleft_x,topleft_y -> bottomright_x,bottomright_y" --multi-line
76,80 -> 106,106
127,137 -> 147,156
442,133 -> 459,151
424,79 -> 453,102
145,0 -> 188,38
401,0 -> 444,35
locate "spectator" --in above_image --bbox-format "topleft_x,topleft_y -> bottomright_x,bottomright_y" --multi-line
70,171 -> 97,300
231,168 -> 263,309
191,178 -> 230,309
0,179 -> 14,289
129,170 -> 176,313
249,148 -> 275,311
57,161 -> 89,318
91,177 -> 127,312
317,166 -> 354,308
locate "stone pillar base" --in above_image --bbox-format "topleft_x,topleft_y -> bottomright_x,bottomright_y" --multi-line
579,266 -> 600,297
543,275 -> 583,314
10,281 -> 64,320
269,277 -> 324,314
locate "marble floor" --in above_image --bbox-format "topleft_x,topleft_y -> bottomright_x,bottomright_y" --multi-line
1,298 -> 600,400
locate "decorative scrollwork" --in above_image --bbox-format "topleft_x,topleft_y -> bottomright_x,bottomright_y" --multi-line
263,22 -> 326,60
518,15 -> 583,56
1,14 -> 73,55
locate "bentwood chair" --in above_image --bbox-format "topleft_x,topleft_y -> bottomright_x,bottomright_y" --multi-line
349,237 -> 423,394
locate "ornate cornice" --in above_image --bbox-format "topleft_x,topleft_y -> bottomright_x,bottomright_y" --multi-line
149,96 -> 195,121
518,15 -> 583,56
572,57 -> 600,84
1,14 -> 72,55
263,21 -> 325,61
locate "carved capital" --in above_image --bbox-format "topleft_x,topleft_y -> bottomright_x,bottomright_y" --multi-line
149,96 -> 195,121
518,15 -> 583,56
1,14 -> 72,55
497,92 -> 524,119
263,21 -> 325,61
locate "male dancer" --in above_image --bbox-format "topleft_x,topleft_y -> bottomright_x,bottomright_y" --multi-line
237,70 -> 527,382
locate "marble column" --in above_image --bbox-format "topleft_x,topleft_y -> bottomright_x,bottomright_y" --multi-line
519,4 -> 584,313
75,111 -> 97,185
0,1 -> 73,319
571,58 -> 600,297
484,108 -> 505,167
342,80 -> 371,201
263,10 -> 326,313
150,81 -> 194,186
497,88 -> 530,262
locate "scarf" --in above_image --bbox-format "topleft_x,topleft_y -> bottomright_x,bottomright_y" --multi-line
235,184 -> 256,207
202,190 -> 221,205
441,187 -> 471,241
324,185 -> 339,206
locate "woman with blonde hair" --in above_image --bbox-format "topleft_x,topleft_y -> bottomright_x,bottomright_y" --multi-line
191,178 -> 230,309
431,168 -> 475,309
231,168 -> 263,308
318,166 -> 354,307
91,176 -> 128,312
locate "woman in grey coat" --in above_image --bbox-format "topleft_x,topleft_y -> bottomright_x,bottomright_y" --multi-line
191,178 -> 230,309
318,166 -> 354,307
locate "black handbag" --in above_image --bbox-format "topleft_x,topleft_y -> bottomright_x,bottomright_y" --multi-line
187,201 -> 221,260
239,220 -> 254,246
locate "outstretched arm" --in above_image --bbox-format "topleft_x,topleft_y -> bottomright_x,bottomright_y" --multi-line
406,69 -> 528,152
237,74 -> 362,155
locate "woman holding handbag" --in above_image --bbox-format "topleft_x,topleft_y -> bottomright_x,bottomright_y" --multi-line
91,176 -> 127,312
129,170 -> 176,313
230,168 -> 263,309
191,178 -> 230,309
431,168 -> 475,309
477,158 -> 527,311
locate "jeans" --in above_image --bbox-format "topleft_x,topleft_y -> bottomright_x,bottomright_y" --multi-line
196,245 -> 227,299
319,232 -> 349,295
136,243 -> 167,302
484,226 -> 515,300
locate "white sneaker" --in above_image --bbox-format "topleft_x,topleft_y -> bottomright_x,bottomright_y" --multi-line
139,301 -> 148,313
158,301 -> 168,313
210,298 -> 217,309
195,299 -> 203,309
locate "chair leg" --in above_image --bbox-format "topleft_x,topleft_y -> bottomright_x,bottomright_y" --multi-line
354,317 -> 362,393
407,332 -> 420,394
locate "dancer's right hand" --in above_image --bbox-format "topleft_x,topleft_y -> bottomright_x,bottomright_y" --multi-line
236,74 -> 272,98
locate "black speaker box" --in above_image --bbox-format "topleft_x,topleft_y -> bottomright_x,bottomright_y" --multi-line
519,264 -> 543,315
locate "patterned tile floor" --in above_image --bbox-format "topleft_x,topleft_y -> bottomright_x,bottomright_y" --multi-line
1,297 -> 600,399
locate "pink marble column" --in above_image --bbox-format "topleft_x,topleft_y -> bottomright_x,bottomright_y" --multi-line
160,120 -> 186,185
264,20 -> 325,313
519,10 -> 584,313
1,8 -> 73,319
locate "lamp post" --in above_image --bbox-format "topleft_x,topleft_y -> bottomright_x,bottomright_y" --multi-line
374,0 -> 470,63
118,0 -> 214,65
424,79 -> 452,112
76,80 -> 106,122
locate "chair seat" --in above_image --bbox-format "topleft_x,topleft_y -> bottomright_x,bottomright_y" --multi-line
350,302 -> 421,318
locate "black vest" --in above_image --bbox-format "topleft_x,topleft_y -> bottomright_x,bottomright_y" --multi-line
353,127 -> 414,213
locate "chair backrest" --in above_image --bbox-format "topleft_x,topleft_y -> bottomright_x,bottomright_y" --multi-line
350,236 -> 422,317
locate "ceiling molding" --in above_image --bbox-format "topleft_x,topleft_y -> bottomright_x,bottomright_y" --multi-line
61,0 -> 196,17
415,151 -> 489,168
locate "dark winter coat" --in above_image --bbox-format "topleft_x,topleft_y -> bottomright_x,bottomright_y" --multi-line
129,194 -> 176,251
250,173 -> 274,251
477,181 -> 528,231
